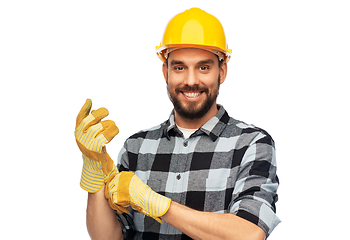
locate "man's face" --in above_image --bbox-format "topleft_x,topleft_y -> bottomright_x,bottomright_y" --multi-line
163,48 -> 226,120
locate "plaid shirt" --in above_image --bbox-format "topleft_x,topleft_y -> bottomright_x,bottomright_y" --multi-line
116,105 -> 280,239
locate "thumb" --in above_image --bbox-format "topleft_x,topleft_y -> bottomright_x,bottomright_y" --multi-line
76,99 -> 92,129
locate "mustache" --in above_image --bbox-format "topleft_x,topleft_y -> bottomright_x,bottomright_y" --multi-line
175,85 -> 209,94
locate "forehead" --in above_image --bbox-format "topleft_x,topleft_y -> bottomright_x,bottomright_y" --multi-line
168,48 -> 218,65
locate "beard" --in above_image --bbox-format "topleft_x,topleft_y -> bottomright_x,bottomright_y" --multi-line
167,75 -> 220,120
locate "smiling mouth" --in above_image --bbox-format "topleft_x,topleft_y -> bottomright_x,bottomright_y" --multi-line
182,92 -> 201,98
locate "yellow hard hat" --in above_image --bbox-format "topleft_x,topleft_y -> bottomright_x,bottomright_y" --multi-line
156,8 -> 232,62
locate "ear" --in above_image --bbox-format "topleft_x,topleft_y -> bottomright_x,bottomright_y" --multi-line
219,62 -> 227,85
162,62 -> 168,83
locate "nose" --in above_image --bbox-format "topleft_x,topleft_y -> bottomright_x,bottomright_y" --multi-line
184,68 -> 199,86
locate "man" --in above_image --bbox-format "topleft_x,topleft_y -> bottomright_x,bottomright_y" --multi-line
75,8 -> 280,240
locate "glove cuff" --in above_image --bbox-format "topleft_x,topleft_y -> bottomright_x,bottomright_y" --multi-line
80,155 -> 117,193
80,155 -> 104,193
128,173 -> 171,223
144,188 -> 171,218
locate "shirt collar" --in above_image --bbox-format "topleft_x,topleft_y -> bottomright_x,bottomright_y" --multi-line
164,105 -> 230,141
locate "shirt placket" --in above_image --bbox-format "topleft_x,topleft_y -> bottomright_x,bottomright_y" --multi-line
166,137 -> 194,237
176,137 -> 197,203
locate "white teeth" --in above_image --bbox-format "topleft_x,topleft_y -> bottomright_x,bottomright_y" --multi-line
183,92 -> 200,98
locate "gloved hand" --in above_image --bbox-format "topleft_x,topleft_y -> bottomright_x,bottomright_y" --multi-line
75,99 -> 119,193
106,172 -> 171,224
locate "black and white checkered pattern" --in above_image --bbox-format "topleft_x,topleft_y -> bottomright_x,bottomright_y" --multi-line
116,105 -> 280,239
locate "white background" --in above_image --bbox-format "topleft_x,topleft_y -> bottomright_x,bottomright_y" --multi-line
1,1 -> 349,239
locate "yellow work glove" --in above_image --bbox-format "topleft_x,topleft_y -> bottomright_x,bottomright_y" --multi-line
75,99 -> 119,193
106,172 -> 172,224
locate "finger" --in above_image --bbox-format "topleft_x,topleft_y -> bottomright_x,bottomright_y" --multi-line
108,199 -> 130,213
83,107 -> 109,132
99,120 -> 119,142
115,205 -> 130,214
76,99 -> 92,128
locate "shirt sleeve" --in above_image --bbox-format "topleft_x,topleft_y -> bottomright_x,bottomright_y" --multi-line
115,211 -> 135,240
117,143 -> 129,172
114,142 -> 136,239
229,130 -> 281,237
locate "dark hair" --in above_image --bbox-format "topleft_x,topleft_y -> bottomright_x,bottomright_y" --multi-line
218,58 -> 224,68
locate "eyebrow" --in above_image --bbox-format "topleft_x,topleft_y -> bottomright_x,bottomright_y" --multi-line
169,59 -> 215,66
169,60 -> 184,66
197,59 -> 215,65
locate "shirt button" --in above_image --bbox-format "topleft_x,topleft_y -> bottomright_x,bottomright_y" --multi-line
183,141 -> 188,147
176,174 -> 181,180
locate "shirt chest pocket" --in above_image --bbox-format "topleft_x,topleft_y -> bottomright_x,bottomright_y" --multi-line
142,176 -> 235,198
187,177 -> 234,192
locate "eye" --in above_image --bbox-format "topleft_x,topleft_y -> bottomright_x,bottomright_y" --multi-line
199,66 -> 209,71
174,66 -> 184,71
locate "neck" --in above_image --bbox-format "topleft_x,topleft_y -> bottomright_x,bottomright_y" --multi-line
174,103 -> 218,129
